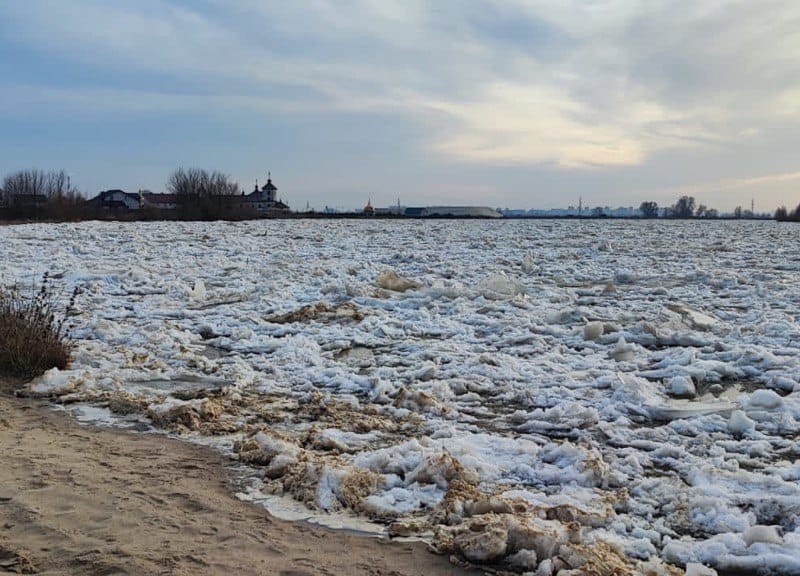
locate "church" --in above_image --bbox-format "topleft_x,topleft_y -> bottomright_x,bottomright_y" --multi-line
243,172 -> 289,213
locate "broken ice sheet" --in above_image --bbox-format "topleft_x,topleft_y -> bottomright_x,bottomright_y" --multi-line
3,219 -> 800,574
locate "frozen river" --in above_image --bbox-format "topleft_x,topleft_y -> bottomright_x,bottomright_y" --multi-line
2,219 -> 799,575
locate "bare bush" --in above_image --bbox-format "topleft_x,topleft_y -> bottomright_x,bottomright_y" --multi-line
0,274 -> 74,380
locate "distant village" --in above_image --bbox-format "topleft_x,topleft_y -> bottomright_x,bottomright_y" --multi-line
1,168 -> 798,221
91,172 -> 290,217
0,168 -> 506,220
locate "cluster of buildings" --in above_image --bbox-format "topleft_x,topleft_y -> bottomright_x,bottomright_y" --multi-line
362,200 -> 502,218
88,173 -> 290,215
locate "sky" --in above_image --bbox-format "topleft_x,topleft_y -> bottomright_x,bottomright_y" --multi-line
1,1 -> 799,212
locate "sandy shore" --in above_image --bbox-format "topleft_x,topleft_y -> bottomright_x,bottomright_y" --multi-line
0,390 -> 480,576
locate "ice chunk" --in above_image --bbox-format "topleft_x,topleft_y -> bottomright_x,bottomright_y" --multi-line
614,268 -> 635,283
237,431 -> 300,467
189,278 -> 206,299
728,410 -> 756,436
376,269 -> 421,292
433,514 -> 575,567
743,525 -> 783,546
521,250 -> 536,274
515,403 -> 599,435
649,399 -> 735,422
147,397 -> 223,431
583,321 -> 604,341
409,362 -> 437,382
665,302 -> 719,331
610,336 -> 635,362
406,452 -> 475,489
748,389 -> 783,410
684,495 -> 754,534
667,375 -> 696,397
315,465 -> 341,511
535,558 -> 554,576
685,563 -> 718,576
453,519 -> 508,562
508,549 -> 538,570
311,428 -> 381,453
29,368 -> 77,395
477,272 -> 524,300
769,375 -> 797,393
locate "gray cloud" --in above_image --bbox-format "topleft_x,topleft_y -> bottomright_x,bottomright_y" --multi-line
2,0 -> 800,208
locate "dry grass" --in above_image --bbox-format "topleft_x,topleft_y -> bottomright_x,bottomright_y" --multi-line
0,274 -> 73,380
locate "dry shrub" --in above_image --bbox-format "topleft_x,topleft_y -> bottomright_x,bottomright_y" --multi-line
0,274 -> 73,380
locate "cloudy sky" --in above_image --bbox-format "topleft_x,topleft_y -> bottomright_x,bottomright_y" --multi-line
1,1 -> 799,211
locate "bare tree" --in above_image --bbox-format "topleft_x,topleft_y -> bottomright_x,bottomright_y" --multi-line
639,201 -> 659,218
672,196 -> 696,218
167,167 -> 239,198
167,167 -> 205,199
2,169 -> 77,199
1,169 -> 81,219
3,169 -> 46,199
167,167 -> 241,219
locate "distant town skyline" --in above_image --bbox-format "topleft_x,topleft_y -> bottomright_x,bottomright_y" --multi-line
2,2 -> 800,212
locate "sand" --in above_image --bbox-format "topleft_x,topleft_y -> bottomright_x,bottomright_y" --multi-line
0,389 -> 480,576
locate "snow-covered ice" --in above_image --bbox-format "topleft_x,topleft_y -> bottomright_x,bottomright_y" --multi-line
2,219 -> 799,574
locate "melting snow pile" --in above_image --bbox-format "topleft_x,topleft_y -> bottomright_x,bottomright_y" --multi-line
4,219 -> 800,575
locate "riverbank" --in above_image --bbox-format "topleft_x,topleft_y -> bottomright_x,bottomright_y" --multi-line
0,389 -> 479,576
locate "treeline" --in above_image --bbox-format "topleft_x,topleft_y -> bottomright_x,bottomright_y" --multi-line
0,169 -> 85,220
775,204 -> 800,222
0,167 -> 253,221
638,196 -> 763,219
